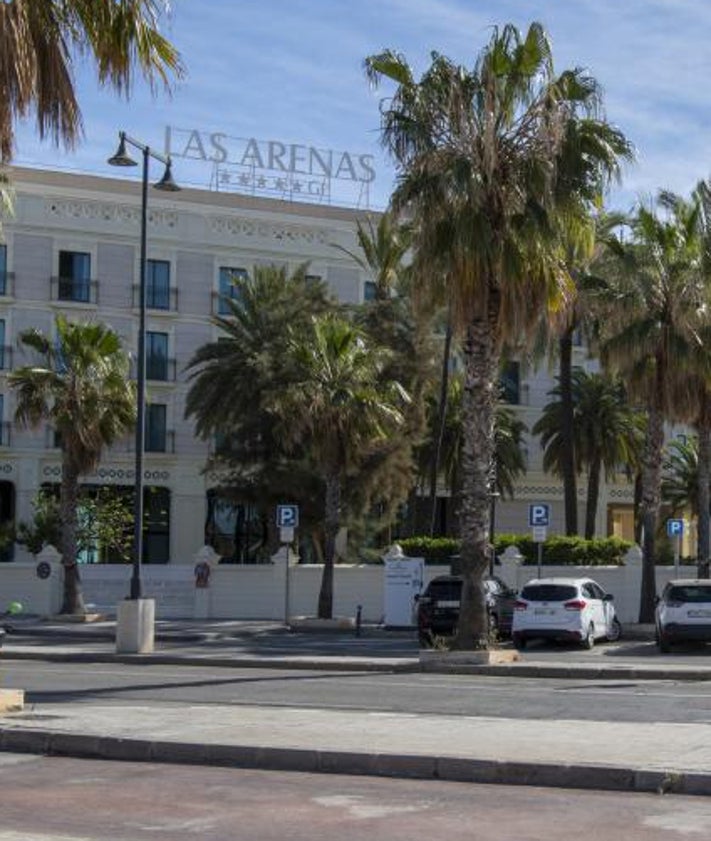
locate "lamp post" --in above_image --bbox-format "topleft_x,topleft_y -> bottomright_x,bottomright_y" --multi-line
108,132 -> 179,600
488,457 -> 500,577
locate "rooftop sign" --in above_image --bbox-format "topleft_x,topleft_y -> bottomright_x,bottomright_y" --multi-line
164,125 -> 375,207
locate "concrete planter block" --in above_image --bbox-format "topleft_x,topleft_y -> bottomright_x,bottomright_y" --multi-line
419,648 -> 520,670
0,688 -> 24,713
115,598 -> 155,654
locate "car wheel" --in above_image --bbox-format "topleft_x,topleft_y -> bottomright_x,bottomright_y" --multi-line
418,630 -> 432,648
488,612 -> 499,638
607,617 -> 622,643
658,634 -> 671,654
512,633 -> 526,650
582,623 -> 595,650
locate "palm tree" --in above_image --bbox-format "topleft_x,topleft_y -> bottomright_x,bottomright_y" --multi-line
534,370 -> 643,538
0,0 -> 182,162
662,437 -> 699,517
334,212 -> 412,302
185,265 -> 334,553
545,212 -> 630,535
9,316 -> 135,614
365,22 -> 628,648
275,315 -> 408,619
599,194 -> 705,620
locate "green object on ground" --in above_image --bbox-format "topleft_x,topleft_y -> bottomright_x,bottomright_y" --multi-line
7,601 -> 23,615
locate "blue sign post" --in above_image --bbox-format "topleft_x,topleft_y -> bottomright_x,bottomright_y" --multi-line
667,519 -> 684,576
529,504 -> 551,578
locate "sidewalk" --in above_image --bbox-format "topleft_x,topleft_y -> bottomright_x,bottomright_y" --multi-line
2,700 -> 711,796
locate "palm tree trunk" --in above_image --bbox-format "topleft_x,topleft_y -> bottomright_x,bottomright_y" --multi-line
697,413 -> 711,578
429,319 -> 452,536
318,473 -> 340,619
559,329 -> 578,535
585,453 -> 602,539
59,460 -> 86,615
455,315 -> 499,650
639,401 -> 664,622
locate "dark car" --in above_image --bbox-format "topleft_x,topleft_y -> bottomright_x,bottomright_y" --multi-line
415,574 -> 517,646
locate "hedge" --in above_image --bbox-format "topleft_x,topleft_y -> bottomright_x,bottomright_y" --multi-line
396,534 -> 633,566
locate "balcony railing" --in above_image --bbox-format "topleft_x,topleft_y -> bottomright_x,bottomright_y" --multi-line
132,284 -> 179,312
145,430 -> 175,454
0,422 -> 12,447
51,276 -> 99,304
211,290 -> 241,316
130,357 -> 177,382
0,345 -> 13,371
0,271 -> 15,297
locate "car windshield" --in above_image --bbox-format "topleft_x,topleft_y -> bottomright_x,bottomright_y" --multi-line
666,585 -> 711,604
520,584 -> 578,602
425,580 -> 461,601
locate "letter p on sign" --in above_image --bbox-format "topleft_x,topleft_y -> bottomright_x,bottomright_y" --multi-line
529,503 -> 550,527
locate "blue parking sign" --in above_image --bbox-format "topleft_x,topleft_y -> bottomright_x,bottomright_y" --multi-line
667,519 -> 684,538
528,503 -> 550,527
276,504 -> 299,528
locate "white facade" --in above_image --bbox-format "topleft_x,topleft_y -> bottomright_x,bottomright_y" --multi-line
0,165 -> 639,567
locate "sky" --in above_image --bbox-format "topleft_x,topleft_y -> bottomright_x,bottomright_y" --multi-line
11,0 -> 711,212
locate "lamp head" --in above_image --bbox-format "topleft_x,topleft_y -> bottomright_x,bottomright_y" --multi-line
107,134 -> 137,167
154,159 -> 180,192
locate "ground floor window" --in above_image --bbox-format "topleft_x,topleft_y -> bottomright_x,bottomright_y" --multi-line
0,480 -> 15,562
39,483 -> 170,564
205,491 -> 268,563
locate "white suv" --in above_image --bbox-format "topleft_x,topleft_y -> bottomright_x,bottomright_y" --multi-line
656,579 -> 711,652
512,577 -> 621,649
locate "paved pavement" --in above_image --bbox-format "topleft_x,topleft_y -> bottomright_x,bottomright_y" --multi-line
3,616 -> 711,796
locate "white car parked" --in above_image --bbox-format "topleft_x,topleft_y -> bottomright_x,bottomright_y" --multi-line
512,577 -> 621,649
656,579 -> 711,652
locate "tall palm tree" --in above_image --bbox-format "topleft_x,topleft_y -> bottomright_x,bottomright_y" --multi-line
0,0 -> 182,162
662,437 -> 699,518
534,370 -> 644,538
275,315 -> 408,619
545,211 -> 630,535
599,193 -> 705,620
365,22 -> 628,648
9,316 -> 135,614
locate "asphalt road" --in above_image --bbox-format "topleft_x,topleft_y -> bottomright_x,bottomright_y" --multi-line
5,659 -> 711,723
1,753 -> 708,841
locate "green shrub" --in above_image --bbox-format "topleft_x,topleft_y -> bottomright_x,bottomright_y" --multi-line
392,534 -> 633,566
397,537 -> 459,564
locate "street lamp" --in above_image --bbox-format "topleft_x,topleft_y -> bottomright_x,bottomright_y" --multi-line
108,132 -> 179,600
488,458 -> 500,577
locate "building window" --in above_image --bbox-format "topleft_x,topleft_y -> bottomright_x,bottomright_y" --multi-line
0,394 -> 6,446
58,250 -> 91,302
146,331 -> 169,381
146,259 -> 171,310
205,490 -> 268,563
218,267 -> 247,315
145,403 -> 167,452
500,361 -> 520,404
364,280 -> 377,301
0,480 -> 14,561
0,245 -> 6,296
0,319 -> 7,370
143,486 -> 170,564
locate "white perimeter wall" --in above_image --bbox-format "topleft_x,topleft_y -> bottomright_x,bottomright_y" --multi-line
0,545 -> 682,625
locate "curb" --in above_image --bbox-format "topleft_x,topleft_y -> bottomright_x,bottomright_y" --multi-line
0,727 -> 708,797
4,648 -> 711,681
1,649 -> 418,673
